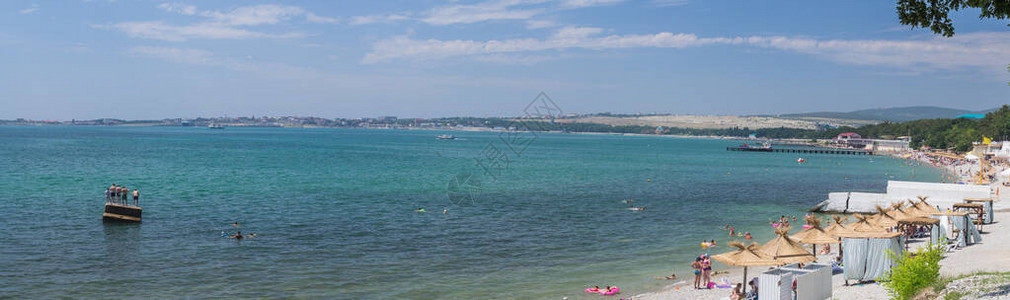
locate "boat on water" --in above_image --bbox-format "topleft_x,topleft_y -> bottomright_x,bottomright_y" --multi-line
436,134 -> 456,140
208,123 -> 225,129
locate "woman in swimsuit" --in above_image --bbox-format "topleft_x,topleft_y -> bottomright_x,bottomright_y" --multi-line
702,256 -> 713,288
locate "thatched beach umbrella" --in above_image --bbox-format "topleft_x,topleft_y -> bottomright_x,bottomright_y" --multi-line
760,226 -> 816,265
849,214 -> 887,233
908,196 -> 941,216
823,215 -> 853,237
887,203 -> 916,221
868,205 -> 901,228
789,217 -> 840,258
712,242 -> 778,294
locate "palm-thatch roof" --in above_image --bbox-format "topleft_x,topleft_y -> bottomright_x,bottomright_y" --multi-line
789,216 -> 840,245
711,242 -> 778,267
868,205 -> 900,227
759,226 -> 816,264
823,215 -> 854,237
897,217 -> 940,226
849,214 -> 887,232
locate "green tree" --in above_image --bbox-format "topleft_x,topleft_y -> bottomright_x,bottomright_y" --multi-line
897,0 -> 1010,37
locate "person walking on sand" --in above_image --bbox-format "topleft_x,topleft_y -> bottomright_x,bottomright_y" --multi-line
691,257 -> 703,289
133,189 -> 139,206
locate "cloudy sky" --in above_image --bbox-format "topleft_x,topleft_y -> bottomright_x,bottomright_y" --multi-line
2,0 -> 1008,120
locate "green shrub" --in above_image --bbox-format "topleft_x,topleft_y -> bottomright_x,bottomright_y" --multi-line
878,243 -> 945,300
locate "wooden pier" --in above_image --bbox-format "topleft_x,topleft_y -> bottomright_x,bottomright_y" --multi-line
104,203 -> 142,222
726,147 -> 871,155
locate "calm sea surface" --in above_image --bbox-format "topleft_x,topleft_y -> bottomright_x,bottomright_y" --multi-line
0,126 -> 943,299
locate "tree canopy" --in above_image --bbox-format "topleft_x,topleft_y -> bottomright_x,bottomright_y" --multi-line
896,0 -> 1010,37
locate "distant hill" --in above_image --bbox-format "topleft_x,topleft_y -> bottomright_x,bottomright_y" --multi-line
778,106 -> 996,123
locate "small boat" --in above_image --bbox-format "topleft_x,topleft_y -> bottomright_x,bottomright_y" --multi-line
208,123 -> 225,129
797,158 -> 806,163
436,134 -> 456,140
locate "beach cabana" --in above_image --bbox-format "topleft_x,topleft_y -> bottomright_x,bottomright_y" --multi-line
930,212 -> 982,248
896,217 -> 940,248
711,242 -> 778,295
834,231 -> 904,284
760,263 -> 832,300
952,203 -> 986,232
963,198 -> 994,224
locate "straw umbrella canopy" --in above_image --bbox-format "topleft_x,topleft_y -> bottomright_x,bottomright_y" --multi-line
888,203 -> 916,221
849,214 -> 887,233
789,217 -> 840,257
911,196 -> 941,216
823,215 -> 854,237
868,205 -> 901,228
759,226 -> 816,265
712,242 -> 778,294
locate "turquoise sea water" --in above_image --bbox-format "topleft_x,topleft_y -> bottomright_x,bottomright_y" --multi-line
0,126 -> 943,299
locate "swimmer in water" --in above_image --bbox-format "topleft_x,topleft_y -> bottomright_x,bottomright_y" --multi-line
232,222 -> 240,228
443,208 -> 448,214
231,231 -> 244,239
415,207 -> 425,213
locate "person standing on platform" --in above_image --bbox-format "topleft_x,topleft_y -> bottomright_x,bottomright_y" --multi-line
110,184 -> 117,203
121,187 -> 128,203
133,189 -> 139,206
105,187 -> 111,203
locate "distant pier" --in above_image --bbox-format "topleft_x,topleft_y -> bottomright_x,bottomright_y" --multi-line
726,146 -> 871,155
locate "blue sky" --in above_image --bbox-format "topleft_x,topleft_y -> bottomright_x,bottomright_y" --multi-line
2,0 -> 1008,120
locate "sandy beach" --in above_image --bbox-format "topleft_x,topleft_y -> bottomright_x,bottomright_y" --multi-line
631,151 -> 1009,300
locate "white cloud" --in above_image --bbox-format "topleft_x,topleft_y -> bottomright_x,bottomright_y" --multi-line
525,20 -> 556,29
157,3 -> 196,15
106,4 -> 337,41
559,0 -> 623,9
107,21 -> 304,42
362,26 -> 727,64
362,27 -> 1010,76
19,5 -> 40,15
348,14 -> 410,25
200,5 -> 307,26
420,0 -> 548,25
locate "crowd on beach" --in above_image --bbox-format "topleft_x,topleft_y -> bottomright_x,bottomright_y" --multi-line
105,183 -> 139,206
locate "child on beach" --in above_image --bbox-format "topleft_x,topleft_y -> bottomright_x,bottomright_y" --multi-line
691,257 -> 703,289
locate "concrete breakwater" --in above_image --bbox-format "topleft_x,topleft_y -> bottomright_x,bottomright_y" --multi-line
812,180 -> 991,213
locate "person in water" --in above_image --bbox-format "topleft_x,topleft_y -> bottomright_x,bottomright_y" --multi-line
231,231 -> 244,239
415,208 -> 425,213
232,222 -> 240,228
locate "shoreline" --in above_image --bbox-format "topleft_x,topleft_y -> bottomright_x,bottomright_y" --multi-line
630,150 -> 1006,300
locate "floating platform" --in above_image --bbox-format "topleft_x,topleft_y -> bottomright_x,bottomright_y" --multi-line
103,203 -> 142,222
726,146 -> 871,155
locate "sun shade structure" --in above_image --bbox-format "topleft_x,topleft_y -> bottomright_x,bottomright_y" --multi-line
789,217 -> 840,257
907,196 -> 941,216
848,214 -> 887,233
712,242 -> 778,294
896,217 -> 941,247
823,215 -> 854,237
760,226 -> 816,265
868,205 -> 901,228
